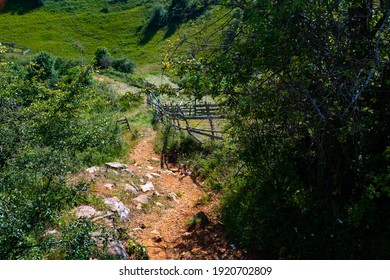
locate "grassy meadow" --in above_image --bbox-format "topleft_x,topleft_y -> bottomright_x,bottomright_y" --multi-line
0,0 -> 226,70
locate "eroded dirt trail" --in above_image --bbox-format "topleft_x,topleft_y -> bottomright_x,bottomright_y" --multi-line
122,128 -> 246,260
126,130 -> 208,259
88,76 -> 246,259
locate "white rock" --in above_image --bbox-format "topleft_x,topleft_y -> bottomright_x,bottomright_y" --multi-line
132,228 -> 143,234
140,181 -> 155,192
105,162 -> 128,169
133,195 -> 149,205
167,192 -> 179,202
74,205 -> 99,219
123,169 -> 135,175
85,166 -> 100,174
104,198 -> 131,221
108,241 -> 129,259
124,184 -> 138,196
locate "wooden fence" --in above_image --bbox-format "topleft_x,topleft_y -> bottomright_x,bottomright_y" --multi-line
147,92 -> 226,143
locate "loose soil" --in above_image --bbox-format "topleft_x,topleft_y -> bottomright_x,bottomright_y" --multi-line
89,75 -> 248,260
124,128 -> 246,260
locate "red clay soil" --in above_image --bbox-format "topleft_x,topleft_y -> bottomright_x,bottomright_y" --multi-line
124,130 -> 247,260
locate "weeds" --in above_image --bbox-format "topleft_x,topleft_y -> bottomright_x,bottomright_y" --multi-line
127,240 -> 149,260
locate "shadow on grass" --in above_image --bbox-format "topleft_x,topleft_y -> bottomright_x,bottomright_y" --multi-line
138,22 -> 179,45
0,0 -> 43,15
163,22 -> 178,40
138,24 -> 159,46
137,4 -> 211,45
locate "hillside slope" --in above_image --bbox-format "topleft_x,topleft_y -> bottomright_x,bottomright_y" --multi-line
0,0 -> 225,68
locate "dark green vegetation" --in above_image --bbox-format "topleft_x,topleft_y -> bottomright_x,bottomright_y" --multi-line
0,49 -> 137,259
166,0 -> 390,258
94,47 -> 136,73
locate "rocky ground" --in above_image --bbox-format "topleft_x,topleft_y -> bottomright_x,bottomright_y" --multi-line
70,75 -> 249,260
73,127 -> 247,260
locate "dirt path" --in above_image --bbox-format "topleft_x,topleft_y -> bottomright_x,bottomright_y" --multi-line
90,74 -> 246,260
126,131 -> 213,259
118,128 -> 245,260
94,74 -> 141,94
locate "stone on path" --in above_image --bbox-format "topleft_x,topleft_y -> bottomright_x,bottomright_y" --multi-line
108,241 -> 129,259
105,162 -> 128,169
93,231 -> 129,259
133,194 -> 149,205
140,181 -> 155,192
132,228 -> 143,234
124,184 -> 138,196
85,166 -> 100,174
104,197 -> 131,221
145,172 -> 161,179
167,192 -> 179,202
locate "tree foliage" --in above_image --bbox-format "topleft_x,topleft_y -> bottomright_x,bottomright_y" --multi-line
171,0 -> 390,258
143,0 -> 212,32
94,47 -> 112,69
0,52 -> 125,259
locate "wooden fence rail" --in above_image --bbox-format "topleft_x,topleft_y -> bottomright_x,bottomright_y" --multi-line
146,92 -> 226,143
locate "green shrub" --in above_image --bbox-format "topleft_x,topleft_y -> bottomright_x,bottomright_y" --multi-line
27,51 -> 56,81
112,58 -> 136,74
0,54 -> 127,259
94,47 -> 112,69
146,4 -> 168,29
54,57 -> 82,75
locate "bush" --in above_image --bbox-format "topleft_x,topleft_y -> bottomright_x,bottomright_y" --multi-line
112,58 -> 135,74
0,55 -> 126,259
147,4 -> 168,29
54,57 -> 82,75
27,51 -> 56,81
94,47 -> 112,69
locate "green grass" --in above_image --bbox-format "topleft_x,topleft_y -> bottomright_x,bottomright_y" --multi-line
0,0 -> 228,68
0,6 -> 158,64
